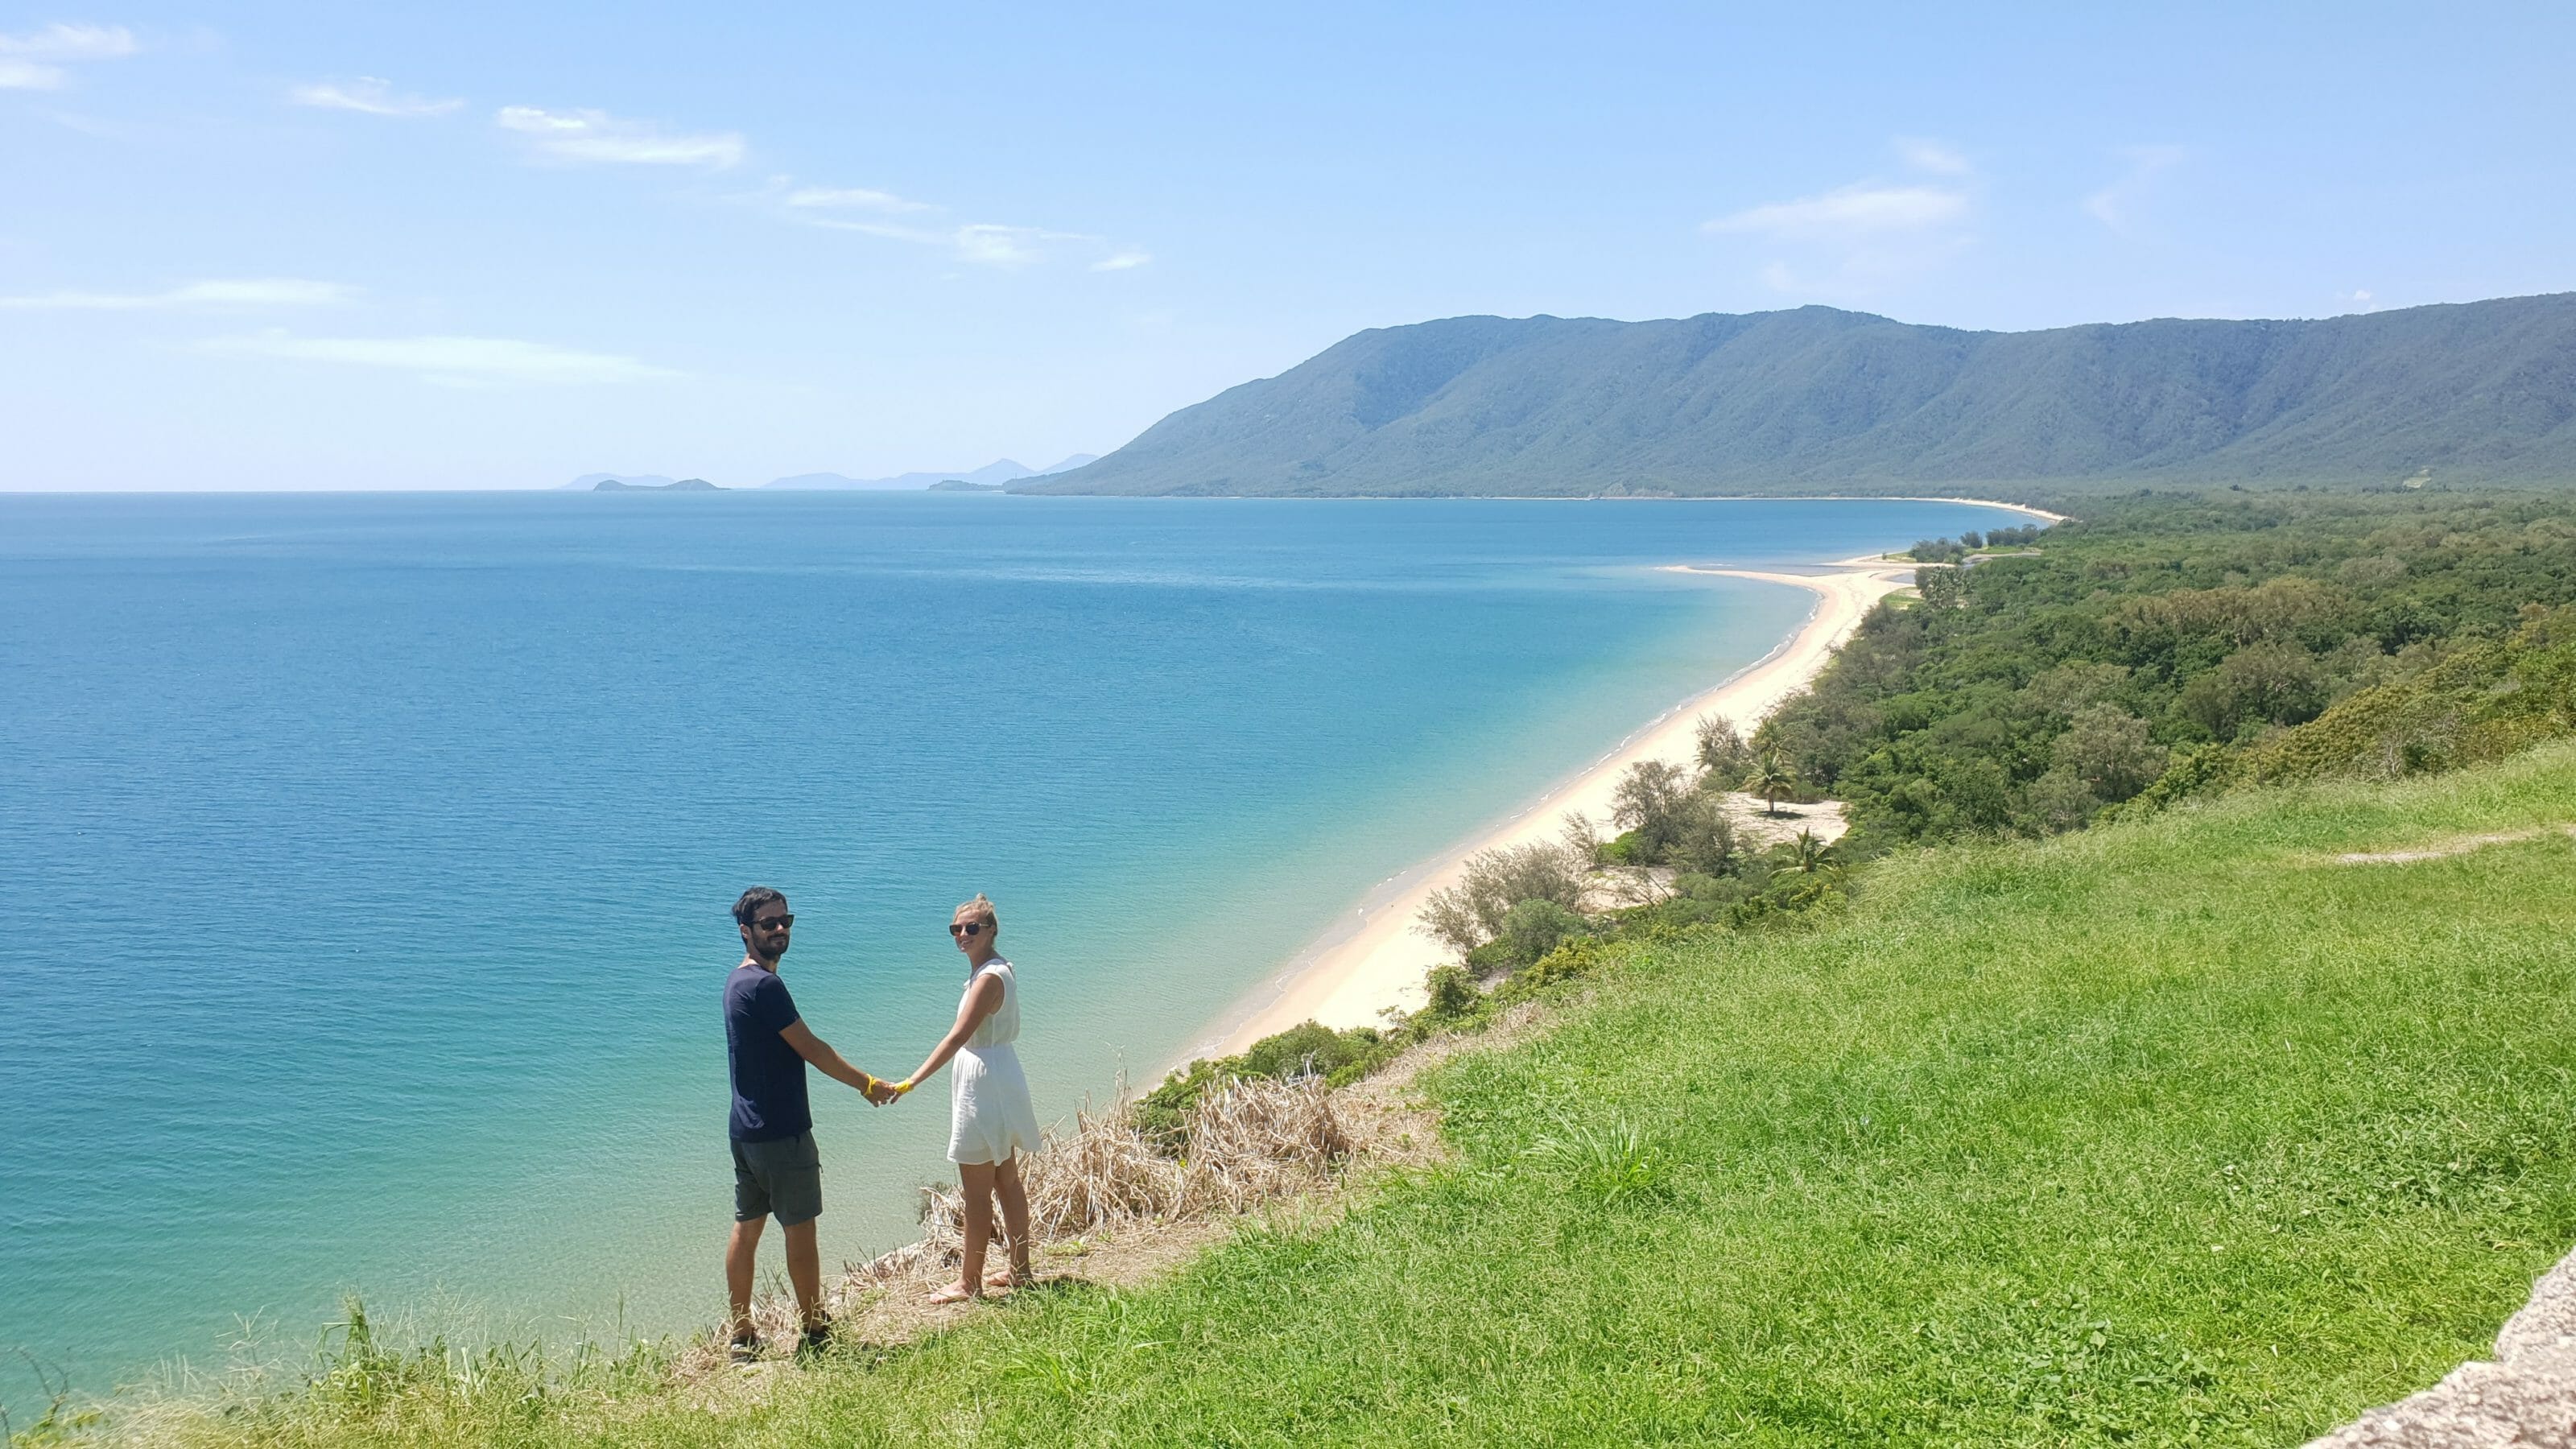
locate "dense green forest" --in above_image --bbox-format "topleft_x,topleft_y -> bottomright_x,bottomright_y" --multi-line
1761,489 -> 2576,846
1025,295 -> 2576,497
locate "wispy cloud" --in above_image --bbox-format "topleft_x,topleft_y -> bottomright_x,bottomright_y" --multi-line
954,224 -> 1101,267
197,331 -> 682,386
292,77 -> 462,118
2084,145 -> 2184,231
799,216 -> 946,243
1705,184 -> 1968,240
783,184 -> 935,215
496,105 -> 744,168
0,278 -> 357,310
1704,138 -> 1979,299
761,175 -> 1141,270
2336,287 -> 2382,315
0,22 -> 137,90
1893,135 -> 1972,176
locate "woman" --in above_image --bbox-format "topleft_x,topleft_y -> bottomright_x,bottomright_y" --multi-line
892,893 -> 1039,1302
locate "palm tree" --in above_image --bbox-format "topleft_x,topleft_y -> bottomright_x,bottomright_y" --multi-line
1743,749 -> 1799,817
1791,828 -> 1832,873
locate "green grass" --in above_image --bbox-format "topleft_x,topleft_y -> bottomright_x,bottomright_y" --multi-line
134,746 -> 2576,1447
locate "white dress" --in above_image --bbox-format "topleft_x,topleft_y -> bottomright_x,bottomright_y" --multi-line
947,956 -> 1039,1166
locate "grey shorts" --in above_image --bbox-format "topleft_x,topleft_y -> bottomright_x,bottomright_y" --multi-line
730,1130 -> 822,1227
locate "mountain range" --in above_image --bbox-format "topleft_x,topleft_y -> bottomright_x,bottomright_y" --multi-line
1019,295 -> 2576,497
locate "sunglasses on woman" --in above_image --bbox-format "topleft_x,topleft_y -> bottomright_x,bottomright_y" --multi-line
949,922 -> 985,937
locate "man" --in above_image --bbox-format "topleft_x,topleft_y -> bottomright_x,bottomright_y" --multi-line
723,886 -> 898,1359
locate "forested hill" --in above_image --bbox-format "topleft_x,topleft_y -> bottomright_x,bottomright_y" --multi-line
1022,294 -> 2576,497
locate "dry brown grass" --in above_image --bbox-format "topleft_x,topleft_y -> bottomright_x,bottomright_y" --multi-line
859,1071 -> 1352,1290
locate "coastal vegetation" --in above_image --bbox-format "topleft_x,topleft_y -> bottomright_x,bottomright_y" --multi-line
109,742 -> 2576,1446
1018,295 -> 2576,497
1905,522 -> 2046,562
1761,490 -> 2576,846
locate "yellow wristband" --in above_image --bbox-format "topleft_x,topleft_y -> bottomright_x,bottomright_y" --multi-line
895,1079 -> 916,1094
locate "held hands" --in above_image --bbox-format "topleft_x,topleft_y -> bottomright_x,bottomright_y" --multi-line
861,1075 -> 920,1106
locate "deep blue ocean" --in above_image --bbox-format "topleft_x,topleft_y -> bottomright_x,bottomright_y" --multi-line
0,492 -> 2026,1388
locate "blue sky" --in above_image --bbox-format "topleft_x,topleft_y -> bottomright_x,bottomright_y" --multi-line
4,2 -> 2571,490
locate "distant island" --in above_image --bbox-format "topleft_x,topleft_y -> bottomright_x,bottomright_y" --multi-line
592,477 -> 722,492
762,455 -> 1097,491
927,479 -> 1007,492
565,456 -> 1100,493
1018,293 -> 2576,497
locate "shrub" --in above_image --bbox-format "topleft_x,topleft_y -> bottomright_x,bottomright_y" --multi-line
2177,640 -> 2328,737
1493,898 -> 1587,971
1416,964 -> 1487,1030
1694,712 -> 1752,780
1610,758 -> 1693,861
1419,838 -> 1590,956
1140,1021 -> 1398,1149
2121,741 -> 2242,815
1669,793 -> 1743,876
1236,1021 -> 1396,1085
2054,704 -> 2167,803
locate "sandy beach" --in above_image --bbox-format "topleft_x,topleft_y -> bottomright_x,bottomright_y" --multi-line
1197,557 -> 1920,1059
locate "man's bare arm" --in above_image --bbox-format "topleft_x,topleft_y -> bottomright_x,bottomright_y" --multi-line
780,1018 -> 897,1101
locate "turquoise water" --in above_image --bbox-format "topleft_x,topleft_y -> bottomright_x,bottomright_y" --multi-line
0,493 -> 2025,1388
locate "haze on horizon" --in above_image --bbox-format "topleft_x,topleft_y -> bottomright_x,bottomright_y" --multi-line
3,2 -> 2570,492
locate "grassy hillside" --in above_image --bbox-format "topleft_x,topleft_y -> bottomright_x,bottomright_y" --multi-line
1022,294 -> 2576,497
149,746 -> 2576,1447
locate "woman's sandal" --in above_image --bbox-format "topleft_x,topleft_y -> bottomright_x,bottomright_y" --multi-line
927,1283 -> 979,1305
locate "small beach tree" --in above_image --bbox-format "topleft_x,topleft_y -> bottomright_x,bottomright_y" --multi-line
1917,565 -> 1967,609
1744,750 -> 1799,817
1671,794 -> 1741,877
1558,810 -> 1600,866
1420,839 -> 1589,956
1693,713 -> 1751,781
1611,759 -> 1692,861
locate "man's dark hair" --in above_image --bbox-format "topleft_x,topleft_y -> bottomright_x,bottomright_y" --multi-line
733,886 -> 786,927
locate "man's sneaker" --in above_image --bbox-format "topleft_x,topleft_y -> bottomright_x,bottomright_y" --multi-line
727,1335 -> 762,1364
796,1318 -> 835,1356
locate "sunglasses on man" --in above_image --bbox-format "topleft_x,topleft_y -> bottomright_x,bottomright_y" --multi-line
752,914 -> 794,931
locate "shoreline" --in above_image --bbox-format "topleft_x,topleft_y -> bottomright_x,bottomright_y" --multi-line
1191,558 -> 1917,1061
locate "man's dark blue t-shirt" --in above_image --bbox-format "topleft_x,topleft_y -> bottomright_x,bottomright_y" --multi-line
724,964 -> 811,1141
